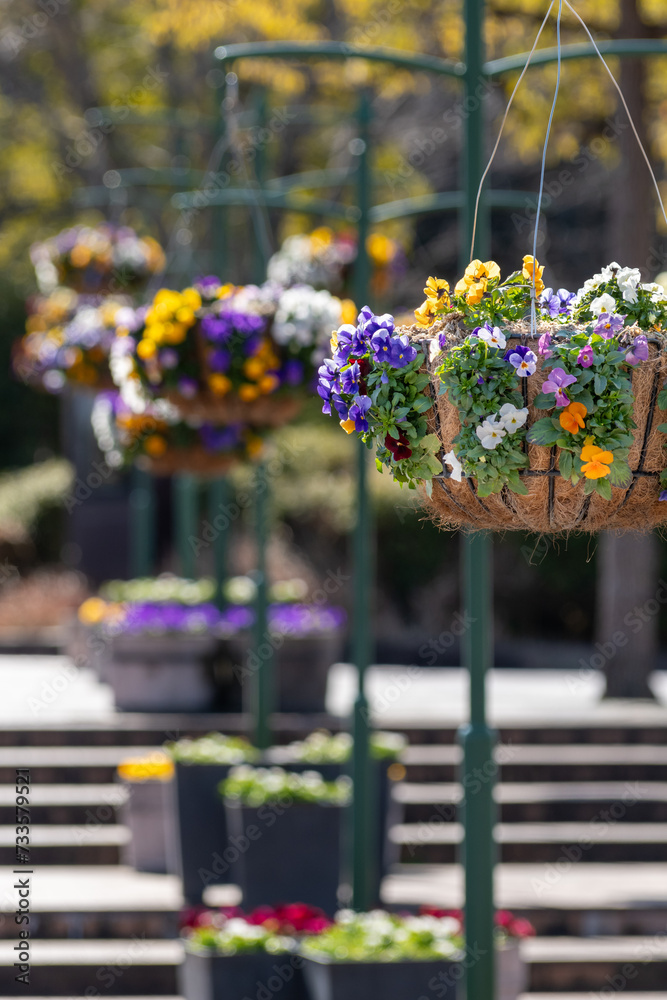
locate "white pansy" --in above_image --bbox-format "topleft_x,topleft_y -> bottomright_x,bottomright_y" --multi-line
616,266 -> 642,304
600,262 -> 622,281
273,286 -> 343,348
498,402 -> 529,433
476,418 -> 506,450
640,282 -> 667,305
589,292 -> 617,316
429,337 -> 442,362
443,449 -> 463,482
478,326 -> 506,349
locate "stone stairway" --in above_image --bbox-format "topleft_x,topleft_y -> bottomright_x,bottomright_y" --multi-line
1,689 -> 667,995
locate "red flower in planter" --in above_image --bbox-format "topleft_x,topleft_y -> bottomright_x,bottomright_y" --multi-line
384,430 -> 412,460
507,917 -> 536,938
180,905 -> 243,929
247,903 -> 332,935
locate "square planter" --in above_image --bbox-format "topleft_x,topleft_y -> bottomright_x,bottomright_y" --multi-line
105,634 -> 218,711
232,632 -> 343,713
497,940 -> 527,1000
172,762 -> 235,903
302,955 -> 458,1000
118,778 -> 177,874
180,948 -> 308,1000
225,798 -> 342,914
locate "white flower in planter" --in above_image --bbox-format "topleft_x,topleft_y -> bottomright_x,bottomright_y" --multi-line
477,325 -> 506,349
498,403 -> 529,433
444,449 -> 463,482
589,292 -> 617,316
616,266 -> 642,303
476,418 -> 506,450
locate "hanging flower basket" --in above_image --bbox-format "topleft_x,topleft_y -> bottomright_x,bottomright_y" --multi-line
91,392 -> 266,478
112,278 -> 347,430
318,259 -> 667,533
30,224 -> 166,296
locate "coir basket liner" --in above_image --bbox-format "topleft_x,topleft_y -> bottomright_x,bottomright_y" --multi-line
411,316 -> 667,534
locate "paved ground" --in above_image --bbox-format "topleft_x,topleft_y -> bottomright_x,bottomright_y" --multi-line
5,653 -> 667,726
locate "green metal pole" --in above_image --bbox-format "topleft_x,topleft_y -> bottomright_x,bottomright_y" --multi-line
129,467 -> 156,578
208,477 -> 230,609
172,475 -> 198,579
460,2 -> 496,998
351,89 -> 376,912
253,463 -> 273,749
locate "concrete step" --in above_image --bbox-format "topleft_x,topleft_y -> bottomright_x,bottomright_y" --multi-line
393,821 -> 667,863
396,780 -> 667,824
401,743 -> 667,783
0,784 -> 128,825
0,746 -> 161,784
524,936 -> 667,991
0,825 -> 128,865
0,938 -> 181,995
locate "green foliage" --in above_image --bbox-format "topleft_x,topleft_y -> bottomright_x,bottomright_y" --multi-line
301,911 -> 463,963
220,765 -> 351,806
0,458 -> 73,545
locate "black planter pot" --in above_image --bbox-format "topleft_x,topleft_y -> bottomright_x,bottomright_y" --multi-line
225,799 -> 343,915
172,762 -> 234,903
180,948 -> 308,1000
302,956 -> 459,1000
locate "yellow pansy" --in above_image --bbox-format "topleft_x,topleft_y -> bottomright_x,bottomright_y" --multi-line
423,277 -> 450,305
367,232 -> 395,266
243,357 -> 266,381
137,339 -> 157,360
78,597 -> 109,625
341,299 -> 357,325
414,299 -> 437,327
209,374 -> 232,396
340,418 -> 356,434
580,443 -> 614,479
144,435 -> 168,457
259,374 -> 279,394
117,753 -> 174,783
239,384 -> 261,402
522,255 -> 545,295
181,288 -> 202,311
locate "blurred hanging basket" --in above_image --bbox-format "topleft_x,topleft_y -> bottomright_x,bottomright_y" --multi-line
136,447 -> 242,479
164,388 -> 303,428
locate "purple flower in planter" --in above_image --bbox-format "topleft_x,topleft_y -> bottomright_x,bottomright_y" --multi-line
282,359 -> 304,386
177,376 -> 198,398
504,344 -> 537,377
349,394 -> 372,432
438,332 -> 447,350
660,490 -> 667,502
539,287 -> 575,318
208,348 -> 231,373
577,345 -> 594,369
625,334 -> 649,367
541,366 -> 577,407
538,332 -> 553,359
358,307 -> 394,338
159,349 -> 179,370
199,424 -> 242,452
594,313 -> 626,339
340,362 -> 361,394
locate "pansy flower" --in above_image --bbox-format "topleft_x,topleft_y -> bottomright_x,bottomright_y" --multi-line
498,403 -> 529,432
541,367 -> 577,407
444,449 -> 463,482
594,313 -> 625,339
522,255 -> 545,295
423,277 -> 450,307
454,259 -> 500,305
384,429 -> 412,460
580,442 -> 614,479
477,325 -> 506,350
559,401 -> 587,434
414,299 -> 437,327
539,287 -> 574,318
505,344 -> 537,377
537,332 -> 553,358
577,344 -> 594,368
476,417 -> 506,450
625,334 -> 649,366
348,394 -> 372,433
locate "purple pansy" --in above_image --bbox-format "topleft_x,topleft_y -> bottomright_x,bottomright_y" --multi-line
199,423 -> 242,451
594,313 -> 626,339
577,344 -> 594,369
541,366 -> 577,407
177,376 -> 198,398
282,359 -> 304,386
538,332 -> 553,358
625,334 -> 649,367
341,361 -> 361,394
208,348 -> 231,373
349,394 -> 372,432
504,344 -> 537,377
660,490 -> 667,502
539,287 -> 575,318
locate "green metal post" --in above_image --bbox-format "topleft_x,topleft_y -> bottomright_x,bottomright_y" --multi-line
351,89 -> 376,912
460,2 -> 496,998
253,463 -> 273,749
173,475 -> 199,579
208,477 -> 230,608
129,467 -> 156,578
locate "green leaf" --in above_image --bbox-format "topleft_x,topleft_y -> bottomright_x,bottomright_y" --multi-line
595,477 -> 612,501
575,389 -> 595,412
607,460 -> 632,489
577,369 -> 594,385
657,423 -> 667,434
583,478 -> 596,495
594,374 -> 607,395
425,454 -> 444,475
420,433 -> 441,453
411,396 -> 433,413
506,471 -> 529,496
526,418 -> 562,446
532,392 -> 555,410
658,387 -> 667,410
559,450 -> 573,480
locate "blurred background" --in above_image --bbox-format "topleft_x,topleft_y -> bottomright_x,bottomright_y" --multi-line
1,0 -> 667,695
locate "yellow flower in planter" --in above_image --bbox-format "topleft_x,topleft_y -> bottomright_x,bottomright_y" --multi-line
78,597 -> 109,625
136,339 -> 157,360
145,435 -> 168,457
341,299 -> 357,325
423,276 -> 450,306
246,434 -> 264,458
340,418 -> 356,434
580,442 -> 614,479
259,374 -> 280,394
367,232 -> 395,266
454,259 -> 500,305
180,288 -> 202,311
414,299 -> 437,327
243,357 -> 266,381
117,752 -> 174,783
209,374 -> 232,396
559,401 -> 587,434
239,383 -> 261,402
522,255 -> 545,295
